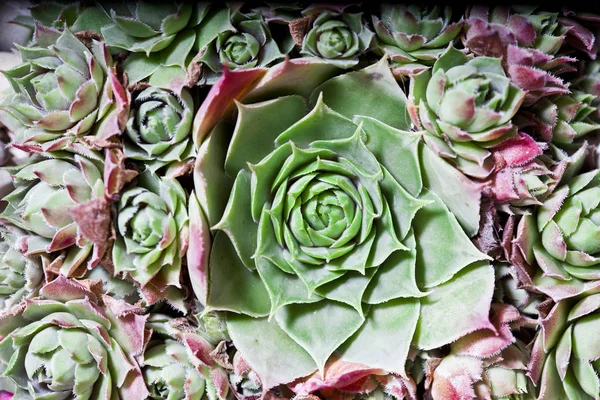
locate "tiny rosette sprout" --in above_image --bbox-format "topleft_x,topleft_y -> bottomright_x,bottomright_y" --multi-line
427,304 -> 535,399
372,5 -> 463,76
529,289 -> 600,399
514,169 -> 600,301
301,11 -> 374,68
124,87 -> 194,172
428,341 -> 535,399
99,1 -> 194,54
0,152 -> 110,277
141,314 -> 210,400
488,133 -> 576,211
494,263 -> 542,317
189,58 -> 494,390
0,28 -> 128,152
517,91 -> 600,146
113,171 -> 189,309
195,6 -> 291,84
0,240 -> 43,315
574,60 -> 600,122
0,276 -> 149,400
410,46 -> 526,179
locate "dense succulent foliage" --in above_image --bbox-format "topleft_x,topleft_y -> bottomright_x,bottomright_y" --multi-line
2,2 -> 600,400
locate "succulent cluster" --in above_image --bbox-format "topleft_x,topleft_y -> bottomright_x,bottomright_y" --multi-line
1,2 -> 600,400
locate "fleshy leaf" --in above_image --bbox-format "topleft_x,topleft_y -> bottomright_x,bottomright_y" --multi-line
274,300 -> 364,373
414,190 -> 490,288
206,232 -> 270,317
227,315 -> 317,390
311,58 -> 411,130
340,299 -> 419,376
414,262 -> 495,350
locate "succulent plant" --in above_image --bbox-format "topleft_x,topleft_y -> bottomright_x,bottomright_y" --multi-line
426,304 -> 535,399
505,45 -> 574,107
0,27 -> 129,152
113,171 -> 188,310
574,60 -> 600,121
141,314 -> 216,400
512,169 -> 600,301
494,263 -> 542,317
410,46 -> 526,179
96,1 -> 195,54
517,91 -> 600,146
124,86 -> 195,175
372,5 -> 463,76
529,288 -> 600,399
299,11 -> 374,68
0,276 -> 149,399
0,236 -> 43,315
195,5 -> 293,85
463,6 -> 569,58
0,151 -> 111,277
188,58 -> 494,393
488,133 -> 556,209
91,2 -> 211,93
427,342 -> 535,399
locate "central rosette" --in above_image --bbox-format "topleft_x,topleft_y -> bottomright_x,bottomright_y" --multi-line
270,158 -> 371,265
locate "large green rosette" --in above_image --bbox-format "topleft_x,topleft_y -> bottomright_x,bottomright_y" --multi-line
188,58 -> 494,390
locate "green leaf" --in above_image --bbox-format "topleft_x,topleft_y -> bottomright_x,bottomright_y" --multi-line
194,121 -> 234,228
195,7 -> 233,51
311,58 -> 411,130
225,95 -> 307,176
414,190 -> 490,288
357,116 -> 423,197
71,7 -> 113,34
122,53 -> 162,85
275,94 -> 358,148
364,231 -> 428,303
256,257 -> 321,317
420,145 -> 483,237
244,58 -> 340,103
340,299 -> 419,375
227,315 -> 317,390
572,313 -> 600,360
380,167 -> 430,240
414,262 -> 494,350
213,170 -> 257,270
275,300 -> 364,373
315,269 -> 377,314
206,232 -> 270,317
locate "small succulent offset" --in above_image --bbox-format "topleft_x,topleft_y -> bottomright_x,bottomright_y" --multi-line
517,91 -> 600,146
124,86 -> 195,175
141,314 -> 218,400
0,276 -> 149,400
426,304 -> 535,399
372,5 -> 463,76
113,171 -> 189,310
0,151 -> 110,277
0,27 -> 129,152
529,288 -> 600,399
512,169 -> 600,301
299,11 -> 374,68
0,237 -> 43,315
190,58 -> 495,393
195,5 -> 293,84
410,46 -> 526,179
